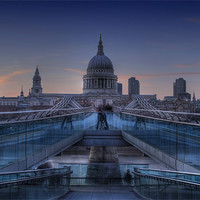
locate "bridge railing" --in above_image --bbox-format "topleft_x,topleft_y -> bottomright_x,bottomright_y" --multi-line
0,106 -> 94,124
0,111 -> 96,171
133,167 -> 200,200
117,111 -> 200,172
0,166 -> 71,186
0,167 -> 72,200
58,163 -> 148,186
121,107 -> 200,125
116,94 -> 200,124
133,168 -> 200,185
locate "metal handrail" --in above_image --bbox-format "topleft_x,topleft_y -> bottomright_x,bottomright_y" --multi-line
0,168 -> 72,187
0,107 -> 94,125
136,168 -> 200,176
2,107 -> 200,118
0,167 -> 68,176
132,170 -> 200,188
123,107 -> 200,116
0,171 -> 73,187
122,110 -> 200,127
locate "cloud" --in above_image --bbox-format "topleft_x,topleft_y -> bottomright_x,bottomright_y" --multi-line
0,69 -> 32,84
65,69 -> 200,82
174,63 -> 200,69
64,68 -> 85,75
81,60 -> 89,64
119,71 -> 200,81
185,17 -> 200,24
137,72 -> 200,79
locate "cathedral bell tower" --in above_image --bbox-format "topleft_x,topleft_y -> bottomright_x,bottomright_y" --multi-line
31,66 -> 43,97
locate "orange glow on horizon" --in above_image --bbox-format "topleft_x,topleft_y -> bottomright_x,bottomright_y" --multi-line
0,69 -> 33,84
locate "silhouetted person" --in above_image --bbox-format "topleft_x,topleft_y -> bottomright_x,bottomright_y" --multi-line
124,169 -> 132,185
96,111 -> 109,130
96,112 -> 104,129
61,115 -> 73,130
37,161 -> 52,169
102,112 -> 109,130
135,117 -> 146,129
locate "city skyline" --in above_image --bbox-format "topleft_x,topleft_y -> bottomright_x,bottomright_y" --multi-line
0,1 -> 200,99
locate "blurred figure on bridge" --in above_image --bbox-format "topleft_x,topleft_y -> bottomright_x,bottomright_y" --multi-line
124,169 -> 132,185
96,110 -> 109,130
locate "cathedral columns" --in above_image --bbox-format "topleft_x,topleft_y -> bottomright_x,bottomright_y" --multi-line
83,77 -> 117,92
84,78 -> 117,90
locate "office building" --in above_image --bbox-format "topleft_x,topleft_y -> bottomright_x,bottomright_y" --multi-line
173,78 -> 186,97
117,83 -> 122,95
128,77 -> 140,96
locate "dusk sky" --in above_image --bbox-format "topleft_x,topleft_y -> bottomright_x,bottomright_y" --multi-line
1,1 -> 200,99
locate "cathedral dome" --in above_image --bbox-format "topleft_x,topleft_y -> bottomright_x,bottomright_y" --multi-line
83,35 -> 118,95
87,34 -> 114,72
87,55 -> 113,70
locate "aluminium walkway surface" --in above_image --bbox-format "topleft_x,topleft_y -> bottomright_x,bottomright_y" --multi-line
60,186 -> 143,200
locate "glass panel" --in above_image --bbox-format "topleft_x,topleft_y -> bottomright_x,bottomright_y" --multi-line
0,112 -> 95,169
118,113 -> 200,170
0,168 -> 71,200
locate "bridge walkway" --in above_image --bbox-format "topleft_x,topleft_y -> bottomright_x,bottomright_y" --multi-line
60,186 -> 143,200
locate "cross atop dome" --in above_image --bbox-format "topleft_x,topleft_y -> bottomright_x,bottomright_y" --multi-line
97,33 -> 104,55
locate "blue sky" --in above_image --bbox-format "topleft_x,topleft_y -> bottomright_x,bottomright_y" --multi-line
0,1 -> 200,99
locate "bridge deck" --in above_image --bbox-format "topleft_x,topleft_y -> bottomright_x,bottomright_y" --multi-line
60,186 -> 143,200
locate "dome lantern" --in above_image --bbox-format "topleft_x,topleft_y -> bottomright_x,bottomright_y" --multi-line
97,34 -> 104,55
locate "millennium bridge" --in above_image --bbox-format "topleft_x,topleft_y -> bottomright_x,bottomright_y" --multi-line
1,96 -> 200,199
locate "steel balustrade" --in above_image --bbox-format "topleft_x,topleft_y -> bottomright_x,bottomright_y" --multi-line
118,96 -> 200,124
